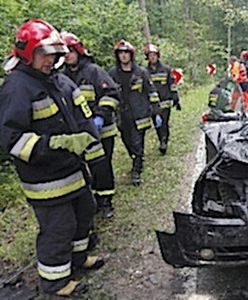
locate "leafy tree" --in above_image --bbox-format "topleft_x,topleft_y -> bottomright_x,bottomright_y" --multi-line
0,0 -> 144,72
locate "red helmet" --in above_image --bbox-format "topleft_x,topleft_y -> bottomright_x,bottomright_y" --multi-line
14,19 -> 68,65
144,43 -> 160,58
240,50 -> 248,61
60,31 -> 90,56
114,39 -> 135,54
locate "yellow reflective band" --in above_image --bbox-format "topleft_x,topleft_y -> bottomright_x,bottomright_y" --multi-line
209,95 -> 218,106
136,119 -> 152,130
100,127 -> 117,139
57,281 -> 80,296
99,97 -> 119,110
74,94 -> 92,118
160,100 -> 173,109
82,90 -> 95,101
152,77 -> 167,84
38,268 -> 71,280
151,73 -> 168,83
20,134 -> 41,162
23,177 -> 86,200
33,102 -> 59,120
85,147 -> 105,161
10,133 -> 41,162
38,262 -> 71,281
72,237 -> 89,252
95,189 -> 115,196
74,93 -> 85,105
150,95 -> 159,103
131,83 -> 142,92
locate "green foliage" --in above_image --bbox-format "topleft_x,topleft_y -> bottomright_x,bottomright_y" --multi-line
0,0 -> 144,72
145,0 -> 248,83
1,0 -> 248,81
0,165 -> 36,264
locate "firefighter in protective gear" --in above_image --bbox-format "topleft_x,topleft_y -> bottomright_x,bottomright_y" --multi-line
109,39 -> 159,186
61,32 -> 120,218
144,43 -> 181,155
0,19 -> 105,298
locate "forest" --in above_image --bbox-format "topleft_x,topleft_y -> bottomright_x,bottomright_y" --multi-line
0,1 -> 248,299
0,0 -> 248,84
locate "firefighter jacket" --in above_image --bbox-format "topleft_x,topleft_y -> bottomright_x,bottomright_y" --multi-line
146,61 -> 179,110
64,56 -> 120,140
0,64 -> 104,206
109,62 -> 159,130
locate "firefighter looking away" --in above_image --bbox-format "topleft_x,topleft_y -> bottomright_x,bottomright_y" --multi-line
109,40 -> 160,186
144,44 -> 181,155
61,32 -> 120,219
0,19 -> 105,298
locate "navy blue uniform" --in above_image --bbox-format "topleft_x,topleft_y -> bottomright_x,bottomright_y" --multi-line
109,63 -> 158,158
147,62 -> 180,150
0,64 -> 103,293
64,56 -> 120,214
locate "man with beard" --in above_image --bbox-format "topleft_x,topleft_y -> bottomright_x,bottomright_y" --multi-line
0,19 -> 104,298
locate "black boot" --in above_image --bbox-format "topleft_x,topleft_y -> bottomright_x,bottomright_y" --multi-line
102,196 -> 114,218
87,231 -> 100,251
131,157 -> 143,186
159,139 -> 167,155
131,170 -> 141,186
37,280 -> 89,299
96,196 -> 114,219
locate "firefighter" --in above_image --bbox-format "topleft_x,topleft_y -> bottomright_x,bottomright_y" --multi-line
109,40 -> 160,186
144,43 -> 181,155
60,32 -> 120,218
0,19 -> 105,298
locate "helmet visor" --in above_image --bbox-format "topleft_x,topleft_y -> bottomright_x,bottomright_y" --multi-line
41,44 -> 69,55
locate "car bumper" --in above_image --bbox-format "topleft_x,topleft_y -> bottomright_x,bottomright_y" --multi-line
156,212 -> 248,267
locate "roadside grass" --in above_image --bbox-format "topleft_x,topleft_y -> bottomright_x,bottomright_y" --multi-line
0,85 -> 210,274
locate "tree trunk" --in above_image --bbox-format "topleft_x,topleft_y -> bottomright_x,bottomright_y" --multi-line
138,0 -> 151,44
184,0 -> 195,82
227,24 -> 232,63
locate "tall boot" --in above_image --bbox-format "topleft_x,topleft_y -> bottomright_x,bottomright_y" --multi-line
131,157 -> 143,186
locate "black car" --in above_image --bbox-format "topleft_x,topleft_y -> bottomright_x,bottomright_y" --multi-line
156,81 -> 248,267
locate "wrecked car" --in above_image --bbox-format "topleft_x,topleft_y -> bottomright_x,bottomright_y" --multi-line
156,80 -> 248,268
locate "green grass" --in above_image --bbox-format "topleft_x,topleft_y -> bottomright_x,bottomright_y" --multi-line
0,85 -> 210,272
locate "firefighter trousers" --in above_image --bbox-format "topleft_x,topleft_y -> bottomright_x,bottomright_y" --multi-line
119,111 -> 145,159
90,136 -> 115,198
152,108 -> 171,144
32,187 -> 96,294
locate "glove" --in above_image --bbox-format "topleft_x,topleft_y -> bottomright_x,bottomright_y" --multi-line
93,116 -> 104,131
176,103 -> 182,111
49,132 -> 97,156
155,115 -> 163,128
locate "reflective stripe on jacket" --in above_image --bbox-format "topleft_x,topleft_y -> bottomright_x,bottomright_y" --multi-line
0,64 -> 103,205
147,62 -> 179,109
64,56 -> 120,139
109,63 -> 156,130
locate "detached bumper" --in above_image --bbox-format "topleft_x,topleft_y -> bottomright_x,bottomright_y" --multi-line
156,212 -> 248,267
